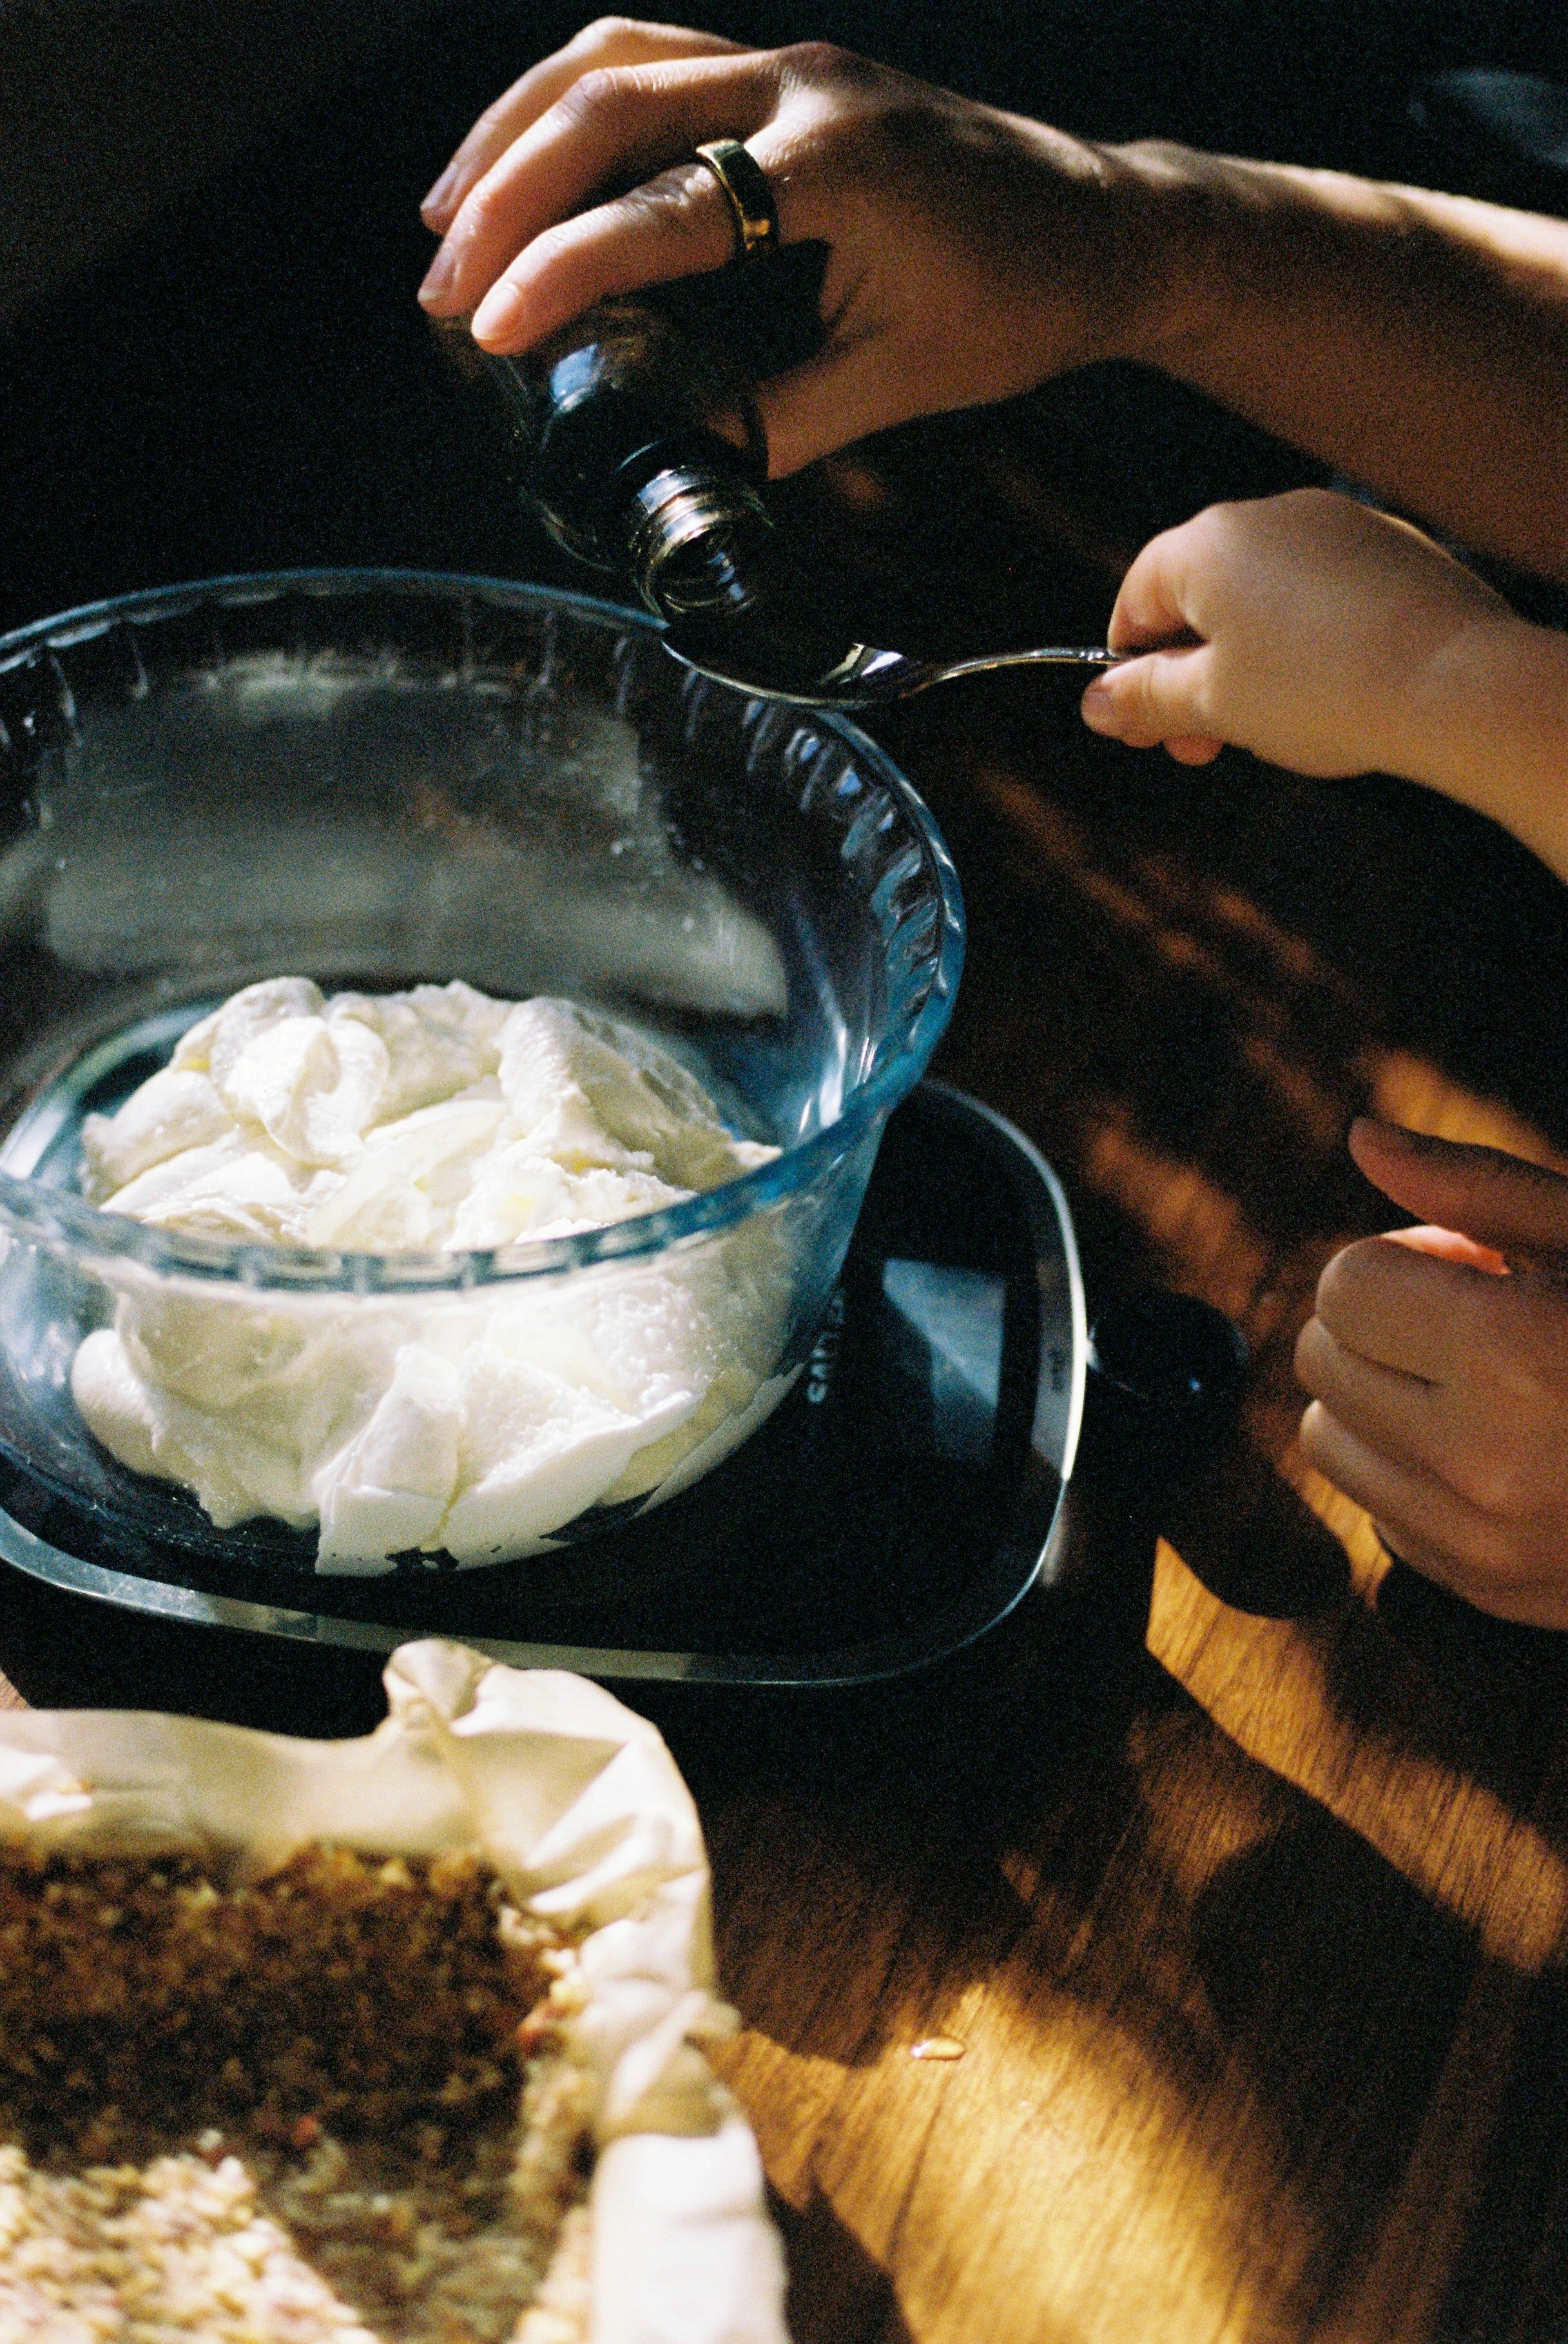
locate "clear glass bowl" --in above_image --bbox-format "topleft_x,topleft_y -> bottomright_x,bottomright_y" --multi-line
0,570 -> 963,1576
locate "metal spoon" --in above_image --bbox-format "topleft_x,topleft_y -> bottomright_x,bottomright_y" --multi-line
663,626 -> 1125,710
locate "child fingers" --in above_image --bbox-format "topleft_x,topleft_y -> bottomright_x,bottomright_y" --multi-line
421,21 -> 746,228
1079,645 -> 1215,751
1313,1235 -> 1517,1380
1379,1223 -> 1511,1275
1299,1402 -> 1525,1587
1162,735 -> 1226,766
1367,1521 -> 1568,1629
1295,1315 -> 1552,1518
1294,1317 -> 1439,1467
1105,520 -> 1203,651
1348,1118 -> 1568,1263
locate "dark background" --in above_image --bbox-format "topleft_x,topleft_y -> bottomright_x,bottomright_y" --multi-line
2,0 -> 1565,643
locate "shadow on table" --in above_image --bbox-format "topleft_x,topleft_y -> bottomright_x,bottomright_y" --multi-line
1186,1801 -> 1481,2330
675,1590 -> 1180,2072
1161,1428 -> 1353,1620
774,2184 -> 916,2344
0,1562 -> 391,1734
1373,1561 -> 1568,1800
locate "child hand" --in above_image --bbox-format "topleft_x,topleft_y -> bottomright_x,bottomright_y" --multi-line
1296,1118 -> 1568,1626
1080,488 -> 1509,775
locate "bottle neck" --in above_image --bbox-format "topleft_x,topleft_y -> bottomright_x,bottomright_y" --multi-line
623,466 -> 777,623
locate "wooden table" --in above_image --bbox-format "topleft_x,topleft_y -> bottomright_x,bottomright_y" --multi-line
4,401 -> 1568,2343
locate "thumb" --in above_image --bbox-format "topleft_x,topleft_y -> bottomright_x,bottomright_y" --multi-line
756,344 -> 907,478
1350,1117 -> 1568,1264
1380,1223 -> 1511,1275
1080,646 -> 1223,760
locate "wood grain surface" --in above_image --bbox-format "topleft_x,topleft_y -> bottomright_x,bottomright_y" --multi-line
4,402 -> 1567,2343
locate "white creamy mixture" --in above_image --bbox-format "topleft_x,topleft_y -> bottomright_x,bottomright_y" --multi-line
71,979 -> 787,1571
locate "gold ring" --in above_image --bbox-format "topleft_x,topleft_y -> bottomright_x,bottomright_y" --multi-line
694,139 -> 780,264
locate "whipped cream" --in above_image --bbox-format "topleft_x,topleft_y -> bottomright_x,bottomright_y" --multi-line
71,980 -> 788,1571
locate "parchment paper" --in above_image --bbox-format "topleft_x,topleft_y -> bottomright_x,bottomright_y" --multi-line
0,1637 -> 789,2344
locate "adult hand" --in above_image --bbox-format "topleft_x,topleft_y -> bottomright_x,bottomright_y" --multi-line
416,18 -> 1179,478
1079,488 -> 1512,773
1296,1118 -> 1568,1627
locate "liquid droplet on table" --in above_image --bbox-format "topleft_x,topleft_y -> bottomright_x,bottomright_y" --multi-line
910,2036 -> 966,2062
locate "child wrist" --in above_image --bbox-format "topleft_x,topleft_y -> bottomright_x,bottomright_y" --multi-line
1407,612 -> 1567,826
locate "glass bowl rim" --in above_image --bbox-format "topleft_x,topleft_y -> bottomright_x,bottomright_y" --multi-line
0,566 -> 965,1293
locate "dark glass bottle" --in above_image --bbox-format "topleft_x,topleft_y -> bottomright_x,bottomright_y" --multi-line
438,298 -> 779,625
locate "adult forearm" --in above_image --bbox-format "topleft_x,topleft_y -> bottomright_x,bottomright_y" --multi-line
1112,146 -> 1568,583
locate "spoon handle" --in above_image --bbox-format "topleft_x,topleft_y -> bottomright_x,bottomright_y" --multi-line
938,646 -> 1126,683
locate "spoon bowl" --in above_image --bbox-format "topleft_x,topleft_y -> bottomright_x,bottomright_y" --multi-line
663,625 -> 1125,710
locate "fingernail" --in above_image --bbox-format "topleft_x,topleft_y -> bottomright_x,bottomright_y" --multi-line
420,165 -> 459,222
1079,681 -> 1115,732
417,244 -> 460,307
471,280 -> 526,345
